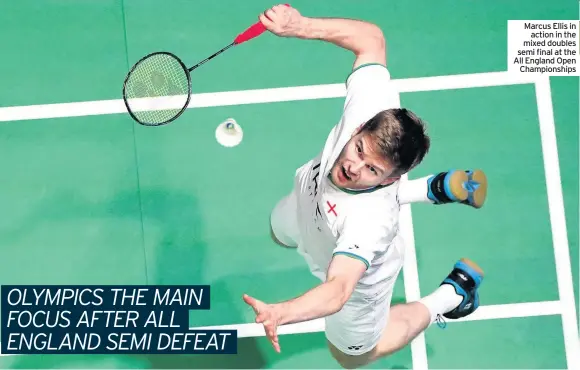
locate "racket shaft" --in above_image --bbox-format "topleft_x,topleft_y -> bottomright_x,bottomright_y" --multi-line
188,42 -> 235,71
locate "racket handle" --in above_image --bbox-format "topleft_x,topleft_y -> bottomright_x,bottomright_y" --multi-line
233,4 -> 290,45
234,22 -> 266,44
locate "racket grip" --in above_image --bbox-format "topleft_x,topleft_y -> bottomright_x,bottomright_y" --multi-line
234,22 -> 266,44
233,4 -> 290,45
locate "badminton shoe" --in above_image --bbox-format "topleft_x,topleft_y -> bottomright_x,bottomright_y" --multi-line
440,258 -> 484,320
427,169 -> 487,208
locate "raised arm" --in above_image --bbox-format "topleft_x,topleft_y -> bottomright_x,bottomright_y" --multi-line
259,4 -> 386,69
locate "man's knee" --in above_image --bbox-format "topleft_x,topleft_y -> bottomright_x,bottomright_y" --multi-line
269,222 -> 293,248
269,198 -> 298,248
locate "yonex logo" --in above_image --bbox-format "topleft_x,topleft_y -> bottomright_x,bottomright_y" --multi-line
458,273 -> 468,281
464,302 -> 472,310
348,345 -> 363,350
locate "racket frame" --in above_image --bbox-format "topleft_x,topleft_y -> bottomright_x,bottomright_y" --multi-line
122,51 -> 192,127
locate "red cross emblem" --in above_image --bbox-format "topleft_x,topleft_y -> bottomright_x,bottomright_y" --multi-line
327,201 -> 337,216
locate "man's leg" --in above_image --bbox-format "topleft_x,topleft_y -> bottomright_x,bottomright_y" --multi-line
399,169 -> 488,209
270,188 -> 328,281
328,258 -> 484,369
270,190 -> 300,248
327,301 -> 432,369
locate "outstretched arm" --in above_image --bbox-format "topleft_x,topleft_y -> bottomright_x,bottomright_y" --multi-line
278,254 -> 366,324
259,4 -> 386,69
243,254 -> 366,352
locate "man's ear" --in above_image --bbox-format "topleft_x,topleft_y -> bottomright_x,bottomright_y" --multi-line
351,123 -> 365,137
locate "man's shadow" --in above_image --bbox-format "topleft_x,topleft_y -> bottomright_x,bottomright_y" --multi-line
2,186 -> 271,369
2,183 -> 417,369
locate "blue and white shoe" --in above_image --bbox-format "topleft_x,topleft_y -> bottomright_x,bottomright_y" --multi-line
427,169 -> 488,209
440,258 -> 484,322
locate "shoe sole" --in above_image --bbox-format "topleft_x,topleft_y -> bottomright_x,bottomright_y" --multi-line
469,170 -> 488,209
447,170 -> 469,201
459,257 -> 485,278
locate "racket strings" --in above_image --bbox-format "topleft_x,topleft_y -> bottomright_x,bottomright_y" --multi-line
124,53 -> 190,125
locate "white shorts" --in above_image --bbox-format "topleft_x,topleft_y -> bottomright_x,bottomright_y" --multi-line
325,287 -> 393,356
270,190 -> 396,356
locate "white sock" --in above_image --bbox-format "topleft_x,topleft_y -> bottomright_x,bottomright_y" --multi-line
418,284 -> 463,323
398,175 -> 434,205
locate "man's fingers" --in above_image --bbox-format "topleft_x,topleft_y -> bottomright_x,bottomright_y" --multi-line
264,8 -> 278,22
242,294 -> 255,306
262,322 -> 277,339
258,14 -> 275,28
270,331 -> 278,342
243,294 -> 263,315
265,325 -> 280,353
258,13 -> 276,30
244,293 -> 280,353
270,334 -> 281,353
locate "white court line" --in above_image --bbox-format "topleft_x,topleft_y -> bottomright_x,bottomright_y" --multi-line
451,300 -> 562,322
399,169 -> 428,366
391,70 -> 540,92
188,300 -> 563,338
0,301 -> 564,357
535,76 -> 580,370
0,71 -> 541,123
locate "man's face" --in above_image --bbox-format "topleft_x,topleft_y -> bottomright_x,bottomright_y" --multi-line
329,130 -> 398,190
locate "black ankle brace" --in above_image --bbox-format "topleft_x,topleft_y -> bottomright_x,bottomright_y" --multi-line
444,267 -> 477,291
429,172 -> 452,204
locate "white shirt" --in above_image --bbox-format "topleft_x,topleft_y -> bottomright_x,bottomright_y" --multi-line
293,64 -> 404,296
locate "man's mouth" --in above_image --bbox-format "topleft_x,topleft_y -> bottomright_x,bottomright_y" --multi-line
341,166 -> 351,181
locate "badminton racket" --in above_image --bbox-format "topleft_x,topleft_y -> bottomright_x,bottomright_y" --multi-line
122,5 -> 289,126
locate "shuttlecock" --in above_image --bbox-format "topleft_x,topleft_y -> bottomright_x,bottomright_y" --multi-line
215,118 -> 243,147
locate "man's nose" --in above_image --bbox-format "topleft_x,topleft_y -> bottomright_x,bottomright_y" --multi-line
350,161 -> 366,175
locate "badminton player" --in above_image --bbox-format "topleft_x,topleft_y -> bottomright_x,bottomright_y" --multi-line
243,5 -> 486,368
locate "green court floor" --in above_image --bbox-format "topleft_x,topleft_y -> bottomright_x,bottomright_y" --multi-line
0,0 -> 578,369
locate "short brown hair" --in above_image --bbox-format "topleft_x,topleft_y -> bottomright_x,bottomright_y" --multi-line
360,108 -> 430,176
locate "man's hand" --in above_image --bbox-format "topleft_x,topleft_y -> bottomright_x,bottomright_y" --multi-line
242,255 -> 367,353
243,294 -> 283,352
259,4 -> 306,38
